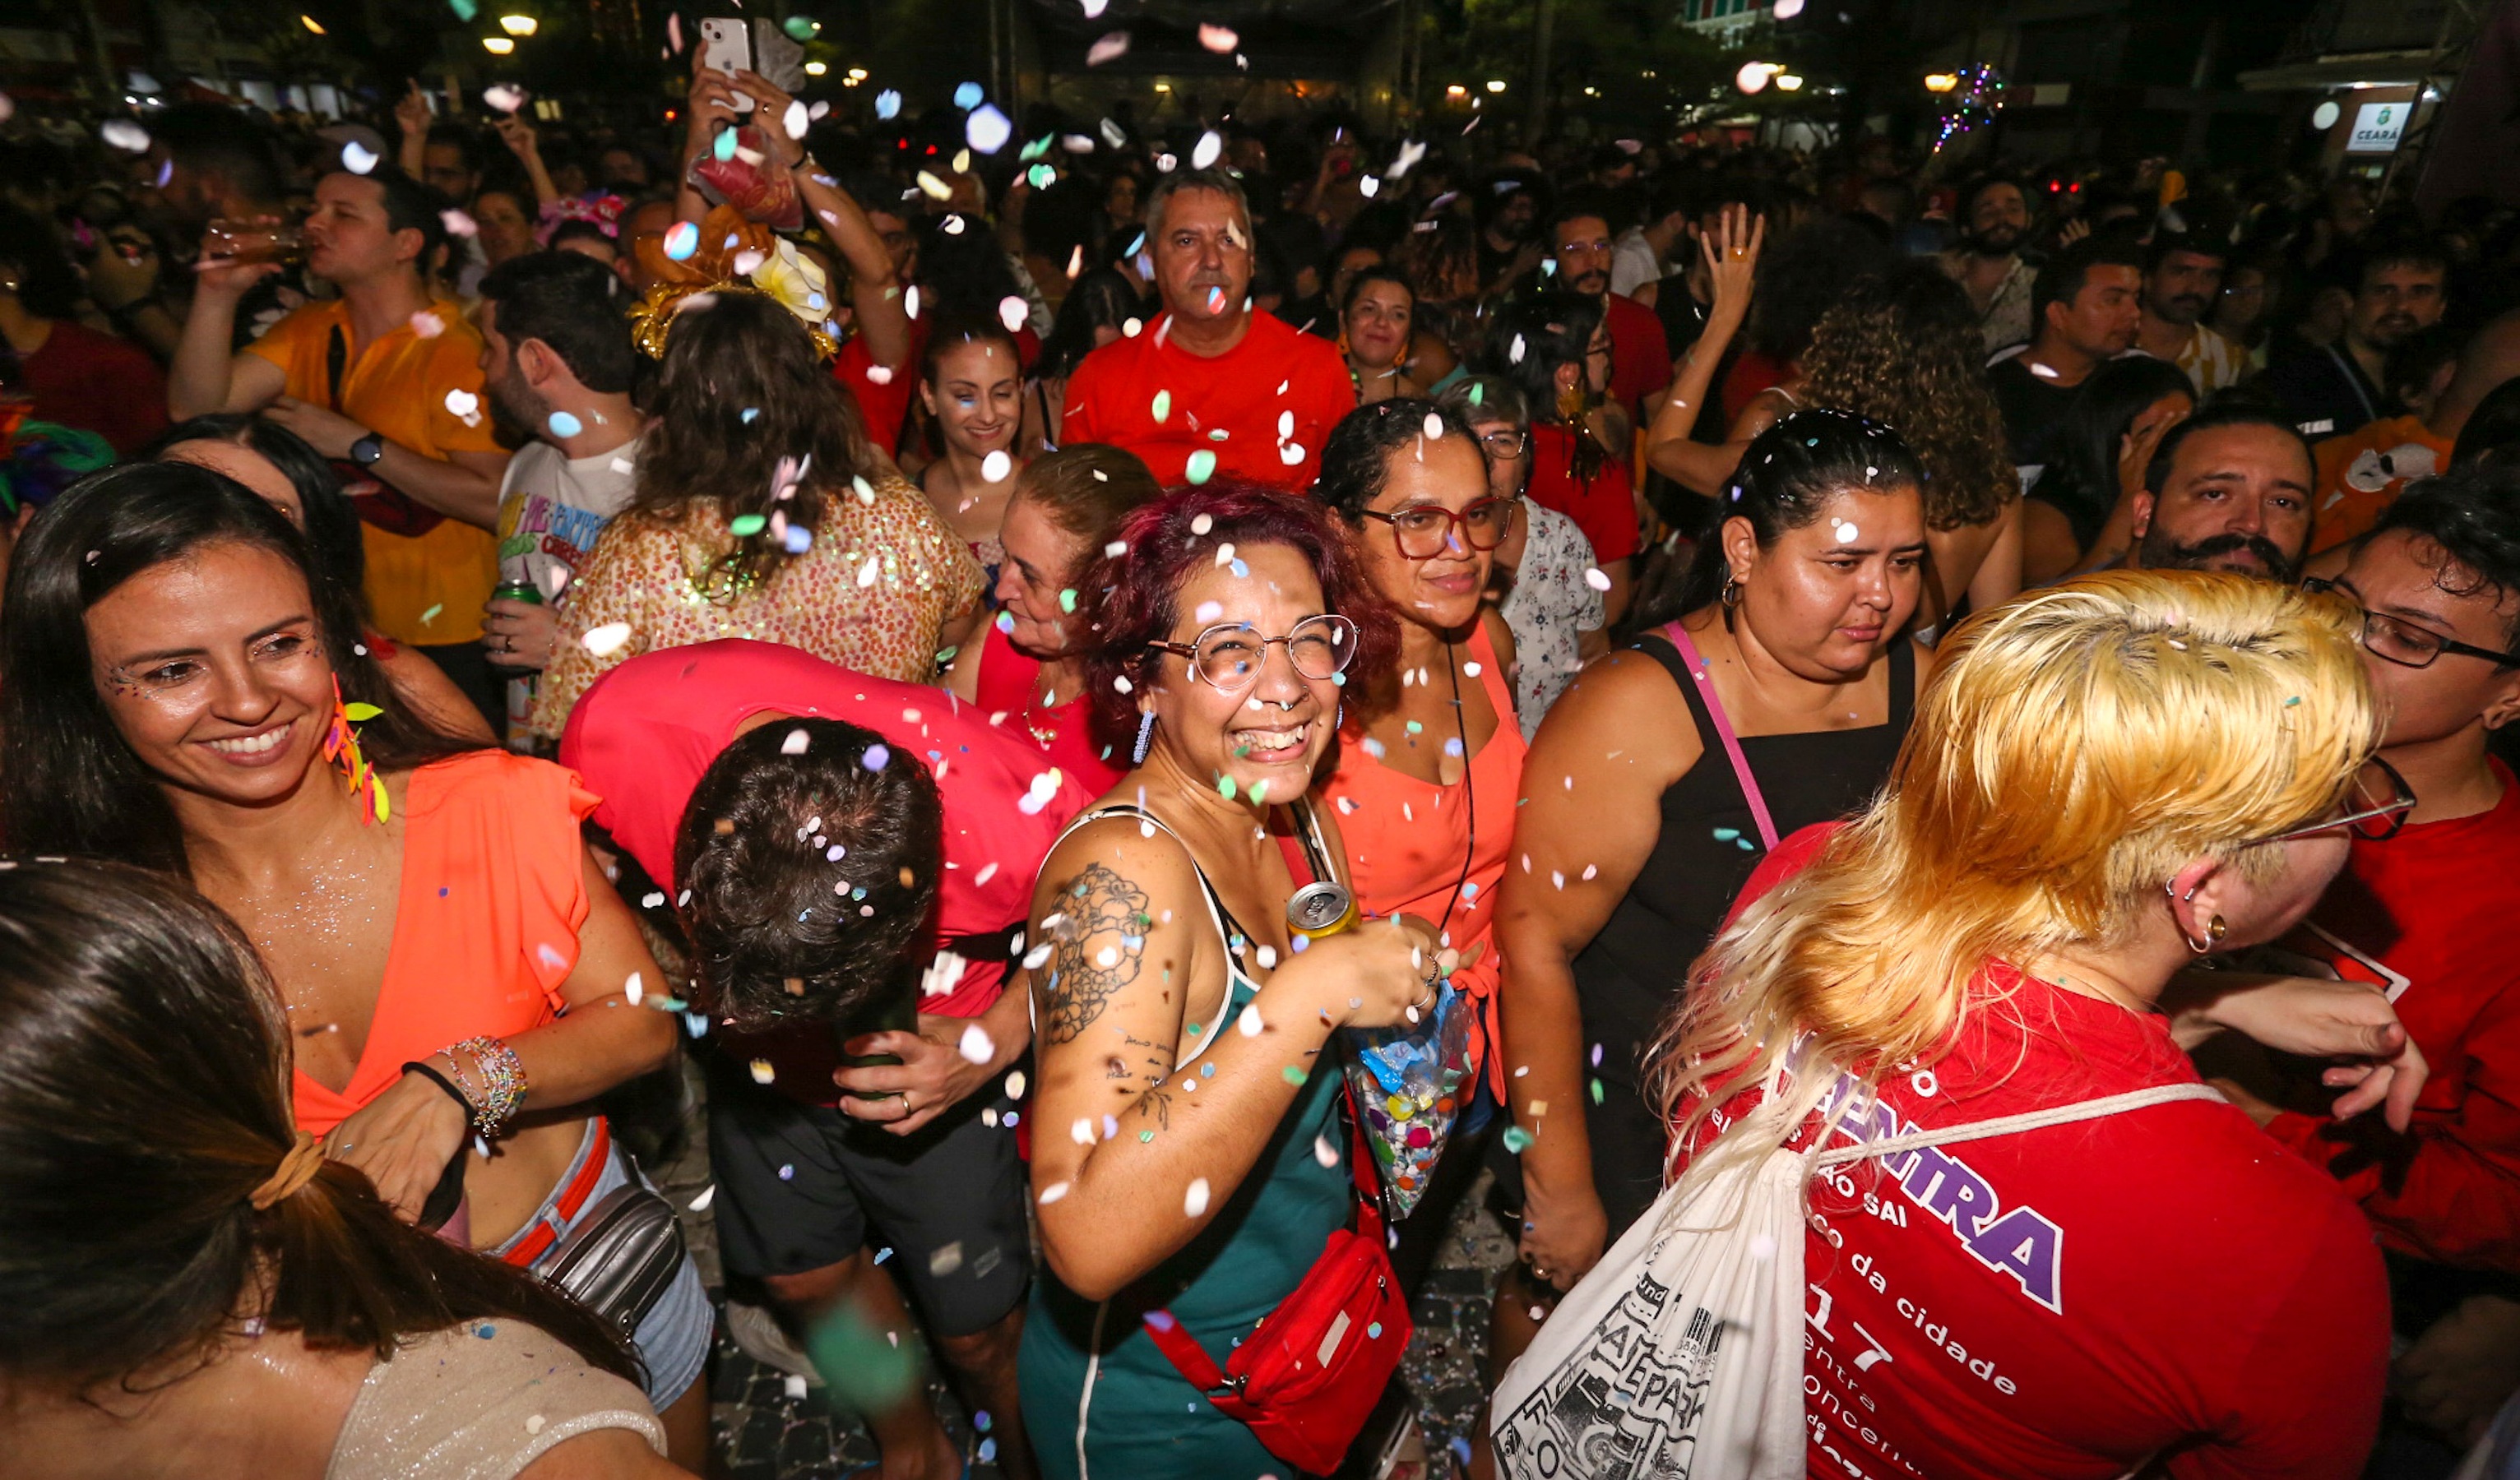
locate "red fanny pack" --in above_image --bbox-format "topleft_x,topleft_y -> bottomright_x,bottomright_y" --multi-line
1135,798 -> 1411,1474
1138,1096 -> 1411,1475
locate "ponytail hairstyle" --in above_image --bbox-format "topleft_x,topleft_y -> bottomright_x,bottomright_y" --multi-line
1644,571 -> 2379,1197
1639,408 -> 1924,631
0,859 -> 638,1395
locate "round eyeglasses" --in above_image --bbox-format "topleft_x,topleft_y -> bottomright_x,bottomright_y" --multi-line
1146,614 -> 1360,691
1358,498 -> 1517,560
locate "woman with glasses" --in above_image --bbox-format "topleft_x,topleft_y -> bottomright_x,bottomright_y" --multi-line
1597,572 -> 2402,1478
1484,409 -> 1932,1392
1018,481 -> 1440,1480
1310,400 -> 1529,1263
1438,376 -> 1608,736
1485,292 -> 1639,627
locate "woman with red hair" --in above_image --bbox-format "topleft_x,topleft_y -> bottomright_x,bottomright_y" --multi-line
1018,482 -> 1438,1478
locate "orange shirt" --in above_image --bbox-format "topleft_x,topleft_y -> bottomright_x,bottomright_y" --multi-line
245,298 -> 505,645
1313,622 -> 1526,1095
2310,414 -> 2453,556
290,750 -> 596,1138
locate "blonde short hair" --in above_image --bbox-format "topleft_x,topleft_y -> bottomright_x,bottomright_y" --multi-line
1651,571 -> 2380,1180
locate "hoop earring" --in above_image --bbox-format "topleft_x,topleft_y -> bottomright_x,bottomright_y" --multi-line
2183,913 -> 2228,954
1720,574 -> 1744,610
1132,710 -> 1157,765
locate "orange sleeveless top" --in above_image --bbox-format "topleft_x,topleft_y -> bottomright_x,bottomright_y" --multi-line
291,750 -> 600,1138
1313,622 -> 1526,1096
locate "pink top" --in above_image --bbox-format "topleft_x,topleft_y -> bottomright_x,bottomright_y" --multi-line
1313,622 -> 1525,1094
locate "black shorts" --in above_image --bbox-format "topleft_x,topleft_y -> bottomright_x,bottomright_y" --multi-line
706,1052 -> 1031,1339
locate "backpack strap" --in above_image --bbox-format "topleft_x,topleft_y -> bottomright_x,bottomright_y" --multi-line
1813,1082 -> 2226,1170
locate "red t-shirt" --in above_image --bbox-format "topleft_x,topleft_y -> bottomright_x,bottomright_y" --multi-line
556,639 -> 1094,1105
2263,760 -> 2520,1271
1059,308 -> 1354,491
20,319 -> 168,456
1600,289 -> 1672,417
1702,826 -> 2389,1480
971,618 -> 1128,797
1526,421 -> 1638,563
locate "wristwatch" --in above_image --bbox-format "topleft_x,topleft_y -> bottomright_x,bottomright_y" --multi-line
349,432 -> 385,467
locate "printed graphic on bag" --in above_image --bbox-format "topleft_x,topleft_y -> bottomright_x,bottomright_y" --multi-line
1494,1271 -> 1723,1477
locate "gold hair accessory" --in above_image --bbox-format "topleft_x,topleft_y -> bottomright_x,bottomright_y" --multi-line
628,204 -> 837,362
248,1131 -> 327,1211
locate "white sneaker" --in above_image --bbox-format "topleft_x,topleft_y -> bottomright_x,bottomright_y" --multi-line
726,1298 -> 822,1385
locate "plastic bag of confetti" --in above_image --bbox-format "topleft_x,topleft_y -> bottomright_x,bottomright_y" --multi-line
1344,978 -> 1475,1217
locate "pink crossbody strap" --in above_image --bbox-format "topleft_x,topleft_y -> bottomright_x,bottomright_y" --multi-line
1661,622 -> 1780,851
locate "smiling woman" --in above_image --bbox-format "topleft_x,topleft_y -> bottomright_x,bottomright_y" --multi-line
0,461 -> 714,1466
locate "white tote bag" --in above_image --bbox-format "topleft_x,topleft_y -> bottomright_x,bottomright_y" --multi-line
1490,1083 -> 2222,1480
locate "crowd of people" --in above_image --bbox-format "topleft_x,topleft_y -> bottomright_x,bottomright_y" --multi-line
5,56 -> 2520,1480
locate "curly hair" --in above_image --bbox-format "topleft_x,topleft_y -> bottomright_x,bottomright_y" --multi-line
1075,482 -> 1400,750
1795,264 -> 2021,531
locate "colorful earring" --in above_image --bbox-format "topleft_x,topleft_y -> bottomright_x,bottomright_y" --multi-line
322,676 -> 390,825
1132,710 -> 1157,765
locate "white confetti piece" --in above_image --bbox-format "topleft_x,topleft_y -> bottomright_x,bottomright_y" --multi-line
100,118 -> 151,153
1832,520 -> 1859,543
958,1024 -> 996,1064
1193,130 -> 1223,169
1238,1003 -> 1263,1037
749,1059 -> 776,1084
1039,1179 -> 1071,1204
1197,23 -> 1239,51
484,84 -> 527,113
966,104 -> 1012,154
341,139 -> 378,174
1184,1177 -> 1211,1215
1583,567 -> 1612,592
1071,1117 -> 1097,1145
443,388 -> 479,419
982,449 -> 1013,483
690,1185 -> 716,1211
782,727 -> 812,755
1087,31 -> 1131,65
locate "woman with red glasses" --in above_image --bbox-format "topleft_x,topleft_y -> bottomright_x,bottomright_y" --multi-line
1311,398 -> 1529,1278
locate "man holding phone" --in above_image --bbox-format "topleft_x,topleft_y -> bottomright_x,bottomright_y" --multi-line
561,639 -> 1088,1480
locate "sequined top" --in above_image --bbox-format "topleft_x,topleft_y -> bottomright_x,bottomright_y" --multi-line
325,1319 -> 663,1480
530,475 -> 984,738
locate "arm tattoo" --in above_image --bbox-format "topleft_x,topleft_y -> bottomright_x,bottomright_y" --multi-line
1043,862 -> 1151,1043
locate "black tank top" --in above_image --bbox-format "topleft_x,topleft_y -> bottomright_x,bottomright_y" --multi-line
1572,631 -> 1915,1090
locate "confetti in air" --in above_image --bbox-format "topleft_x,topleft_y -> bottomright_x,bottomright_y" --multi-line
1184,1177 -> 1211,1216
998,294 -> 1030,333
581,622 -> 633,656
443,388 -> 480,419
340,140 -> 380,174
100,119 -> 151,153
410,311 -> 446,339
875,90 -> 902,120
1193,130 -> 1224,169
547,410 -> 582,438
958,1024 -> 996,1064
782,99 -> 811,141
663,222 -> 699,261
1087,31 -> 1131,65
966,104 -> 1013,154
1197,23 -> 1239,50
1583,567 -> 1613,592
484,84 -> 527,113
781,728 -> 812,756
1185,450 -> 1217,484
441,208 -> 478,238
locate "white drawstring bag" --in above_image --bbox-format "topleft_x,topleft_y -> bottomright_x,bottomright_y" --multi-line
1491,1082 -> 2222,1479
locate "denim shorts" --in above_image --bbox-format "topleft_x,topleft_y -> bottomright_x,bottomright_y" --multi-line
489,1118 -> 711,1410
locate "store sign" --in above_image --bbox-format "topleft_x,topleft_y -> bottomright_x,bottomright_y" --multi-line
2346,101 -> 2407,154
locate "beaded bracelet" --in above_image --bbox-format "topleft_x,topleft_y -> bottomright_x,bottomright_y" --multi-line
443,1035 -> 527,1139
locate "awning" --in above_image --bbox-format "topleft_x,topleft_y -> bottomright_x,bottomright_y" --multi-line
2238,49 -> 2434,91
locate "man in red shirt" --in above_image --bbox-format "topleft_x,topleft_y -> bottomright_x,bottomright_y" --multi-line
2247,466 -> 2520,1444
1546,194 -> 1671,446
561,638 -> 1091,1480
1060,167 -> 1353,489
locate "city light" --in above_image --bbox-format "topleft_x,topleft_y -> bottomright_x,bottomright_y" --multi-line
299,13 -> 326,33
1925,72 -> 1960,92
1485,79 -> 1507,93
1773,0 -> 1805,15
1736,61 -> 1777,93
804,60 -> 827,76
1777,72 -> 1804,90
847,67 -> 869,81
482,35 -> 515,53
498,13 -> 536,35
1446,83 -> 1468,99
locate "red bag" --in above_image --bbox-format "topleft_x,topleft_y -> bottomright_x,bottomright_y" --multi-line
1137,1090 -> 1413,1473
